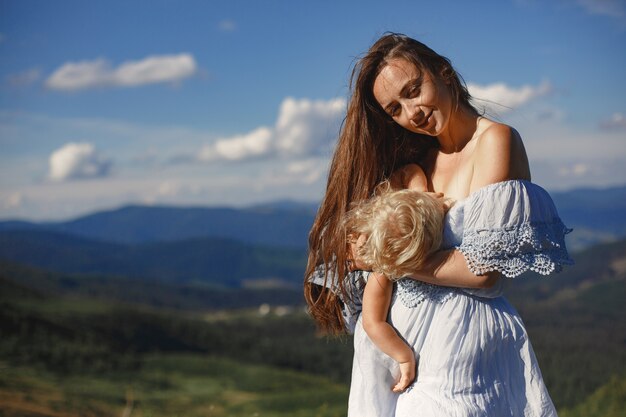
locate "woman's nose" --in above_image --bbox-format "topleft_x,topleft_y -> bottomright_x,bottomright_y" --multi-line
402,101 -> 422,123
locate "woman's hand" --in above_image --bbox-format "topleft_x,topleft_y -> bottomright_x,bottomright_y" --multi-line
347,233 -> 370,271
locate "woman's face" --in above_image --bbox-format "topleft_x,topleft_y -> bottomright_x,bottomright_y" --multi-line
373,58 -> 452,137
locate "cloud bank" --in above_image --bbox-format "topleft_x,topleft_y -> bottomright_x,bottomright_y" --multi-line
48,142 -> 111,181
468,81 -> 552,113
45,54 -> 197,91
600,112 -> 626,130
577,0 -> 626,19
198,97 -> 346,162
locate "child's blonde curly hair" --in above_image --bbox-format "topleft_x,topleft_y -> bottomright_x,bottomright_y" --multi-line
344,183 -> 445,280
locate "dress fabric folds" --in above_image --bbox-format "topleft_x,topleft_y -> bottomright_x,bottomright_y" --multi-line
316,180 -> 574,417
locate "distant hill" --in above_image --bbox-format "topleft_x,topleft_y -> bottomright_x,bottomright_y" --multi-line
0,260 -> 304,310
551,184 -> 626,251
0,229 -> 307,286
506,238 -> 626,308
0,185 -> 624,251
0,202 -> 318,248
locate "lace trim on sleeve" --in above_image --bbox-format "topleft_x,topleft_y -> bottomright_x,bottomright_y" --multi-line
458,219 -> 574,278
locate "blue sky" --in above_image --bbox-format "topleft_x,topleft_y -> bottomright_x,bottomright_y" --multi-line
1,0 -> 625,220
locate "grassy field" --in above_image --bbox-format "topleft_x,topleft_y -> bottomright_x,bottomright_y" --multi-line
2,340 -> 624,417
1,353 -> 349,417
559,376 -> 626,417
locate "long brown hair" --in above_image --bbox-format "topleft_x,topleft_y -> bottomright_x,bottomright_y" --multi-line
304,33 -> 474,334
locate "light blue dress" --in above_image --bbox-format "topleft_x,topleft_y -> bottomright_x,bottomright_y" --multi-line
313,180 -> 573,417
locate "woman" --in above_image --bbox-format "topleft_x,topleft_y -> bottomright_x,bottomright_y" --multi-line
304,33 -> 573,416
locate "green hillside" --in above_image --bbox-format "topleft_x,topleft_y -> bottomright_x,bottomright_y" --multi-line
1,239 -> 625,415
1,354 -> 349,417
0,260 -> 304,310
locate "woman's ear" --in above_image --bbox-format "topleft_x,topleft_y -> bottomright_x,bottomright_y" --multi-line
439,66 -> 453,85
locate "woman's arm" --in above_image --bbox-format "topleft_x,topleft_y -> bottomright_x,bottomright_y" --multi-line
347,225 -> 495,288
410,249 -> 499,288
362,272 -> 415,391
411,123 -> 529,288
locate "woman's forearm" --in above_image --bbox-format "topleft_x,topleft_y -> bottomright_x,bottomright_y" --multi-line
410,249 -> 499,288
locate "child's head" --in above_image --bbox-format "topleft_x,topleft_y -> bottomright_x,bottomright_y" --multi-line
344,186 -> 444,280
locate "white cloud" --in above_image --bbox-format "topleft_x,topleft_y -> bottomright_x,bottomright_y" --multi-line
113,54 -> 196,87
199,127 -> 273,161
45,54 -> 197,91
198,97 -> 346,163
577,0 -> 626,19
48,142 -> 111,181
468,81 -> 552,113
218,19 -> 237,32
275,97 -> 346,155
286,158 -> 328,184
600,112 -> 626,130
46,59 -> 110,91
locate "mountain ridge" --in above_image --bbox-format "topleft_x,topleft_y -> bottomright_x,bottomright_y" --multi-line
0,185 -> 625,250
0,229 -> 307,286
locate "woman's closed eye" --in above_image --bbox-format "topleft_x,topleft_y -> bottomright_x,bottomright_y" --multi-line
407,81 -> 421,98
387,103 -> 401,117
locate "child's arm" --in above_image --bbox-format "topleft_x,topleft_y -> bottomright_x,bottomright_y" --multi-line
362,272 -> 416,392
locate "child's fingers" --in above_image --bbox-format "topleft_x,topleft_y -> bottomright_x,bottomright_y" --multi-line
392,359 -> 416,392
391,381 -> 407,393
391,374 -> 412,393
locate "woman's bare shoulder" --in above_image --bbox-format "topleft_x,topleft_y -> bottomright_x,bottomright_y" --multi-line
477,120 -> 522,147
472,120 -> 530,188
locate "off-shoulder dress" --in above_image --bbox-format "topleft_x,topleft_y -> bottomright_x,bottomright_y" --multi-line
312,180 -> 574,417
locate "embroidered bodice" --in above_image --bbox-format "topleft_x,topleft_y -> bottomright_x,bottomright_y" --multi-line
309,180 -> 573,332
395,180 -> 573,307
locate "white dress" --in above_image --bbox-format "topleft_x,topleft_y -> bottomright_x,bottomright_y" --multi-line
312,180 -> 574,417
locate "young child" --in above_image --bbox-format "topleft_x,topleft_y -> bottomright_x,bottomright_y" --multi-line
344,163 -> 446,392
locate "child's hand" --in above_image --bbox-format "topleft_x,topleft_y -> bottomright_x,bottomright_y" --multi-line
392,357 -> 416,393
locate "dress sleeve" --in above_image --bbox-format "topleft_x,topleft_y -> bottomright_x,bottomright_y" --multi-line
457,180 -> 574,278
308,264 -> 368,333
